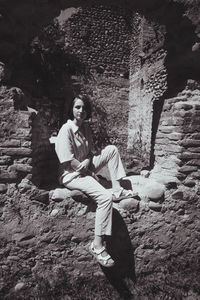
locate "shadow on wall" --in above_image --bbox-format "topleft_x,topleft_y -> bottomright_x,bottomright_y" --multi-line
102,209 -> 136,299
163,2 -> 200,96
31,112 -> 60,189
150,1 -> 200,167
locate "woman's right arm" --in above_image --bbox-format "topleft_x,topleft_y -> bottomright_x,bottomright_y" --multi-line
55,125 -> 74,164
55,125 -> 85,172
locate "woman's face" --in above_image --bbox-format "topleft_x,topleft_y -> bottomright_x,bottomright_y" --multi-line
72,98 -> 87,122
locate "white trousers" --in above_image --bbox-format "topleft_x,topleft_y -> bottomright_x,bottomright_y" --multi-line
64,145 -> 126,236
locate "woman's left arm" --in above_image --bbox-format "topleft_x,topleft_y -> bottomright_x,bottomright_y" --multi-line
77,155 -> 91,173
77,122 -> 94,173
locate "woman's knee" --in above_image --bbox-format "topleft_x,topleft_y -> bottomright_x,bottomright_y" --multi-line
105,145 -> 118,156
97,190 -> 112,206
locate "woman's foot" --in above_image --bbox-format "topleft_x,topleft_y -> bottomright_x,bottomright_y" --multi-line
89,242 -> 115,268
112,187 -> 138,202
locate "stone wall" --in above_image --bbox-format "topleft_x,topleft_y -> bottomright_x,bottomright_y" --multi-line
128,1 -> 200,173
0,85 -> 61,191
128,14 -> 167,166
0,87 -> 33,193
62,5 -> 131,77
0,1 -> 200,299
55,4 -> 132,164
78,77 -> 130,166
0,2 -> 133,188
151,81 -> 200,190
31,110 -> 60,188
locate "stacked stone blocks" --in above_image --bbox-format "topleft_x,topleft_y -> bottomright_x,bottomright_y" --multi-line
128,16 -> 167,165
0,88 -> 33,193
63,5 -> 131,77
152,88 -> 200,194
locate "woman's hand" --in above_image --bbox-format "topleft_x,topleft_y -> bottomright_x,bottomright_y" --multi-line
70,158 -> 99,180
77,158 -> 91,173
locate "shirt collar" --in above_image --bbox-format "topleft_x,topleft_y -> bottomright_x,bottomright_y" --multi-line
68,119 -> 80,134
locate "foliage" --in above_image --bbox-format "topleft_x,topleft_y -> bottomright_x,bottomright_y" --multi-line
30,20 -> 65,82
30,20 -> 90,85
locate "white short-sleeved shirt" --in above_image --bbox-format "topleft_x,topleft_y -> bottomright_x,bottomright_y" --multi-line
55,119 -> 93,184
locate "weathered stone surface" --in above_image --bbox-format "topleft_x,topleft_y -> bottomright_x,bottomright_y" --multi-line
0,62 -> 11,83
186,159 -> 200,167
173,110 -> 193,118
0,156 -> 12,165
1,140 -> 21,147
182,125 -> 200,133
49,188 -> 71,201
174,102 -> 193,110
155,138 -> 170,144
172,191 -> 184,200
10,133 -> 31,140
21,141 -> 31,148
11,128 -> 32,138
183,179 -> 196,187
127,175 -> 165,200
0,170 -> 18,182
0,184 -> 7,193
0,147 -> 32,156
161,117 -> 185,126
148,201 -> 162,211
179,165 -> 198,173
119,198 -> 139,211
177,172 -> 187,181
191,133 -> 200,139
14,282 -> 26,291
194,104 -> 200,110
9,164 -> 32,173
167,133 -> 184,140
187,147 -> 200,153
17,180 -> 32,193
166,96 -> 187,104
180,140 -> 200,147
179,152 -> 200,160
159,126 -> 181,133
142,181 -> 165,200
154,144 -> 182,153
150,172 -> 178,186
190,171 -> 200,179
50,208 -> 60,217
30,190 -> 49,204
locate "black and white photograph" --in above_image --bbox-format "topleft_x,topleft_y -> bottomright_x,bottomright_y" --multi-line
0,0 -> 200,299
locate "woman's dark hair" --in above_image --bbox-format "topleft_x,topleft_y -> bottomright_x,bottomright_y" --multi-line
68,94 -> 92,120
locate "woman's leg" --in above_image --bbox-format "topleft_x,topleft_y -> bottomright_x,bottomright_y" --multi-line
90,145 -> 126,193
64,175 -> 113,245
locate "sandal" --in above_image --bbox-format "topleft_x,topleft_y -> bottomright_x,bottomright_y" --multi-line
89,242 -> 115,268
112,188 -> 138,202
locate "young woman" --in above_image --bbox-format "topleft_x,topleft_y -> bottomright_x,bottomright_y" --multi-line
55,95 -> 136,268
